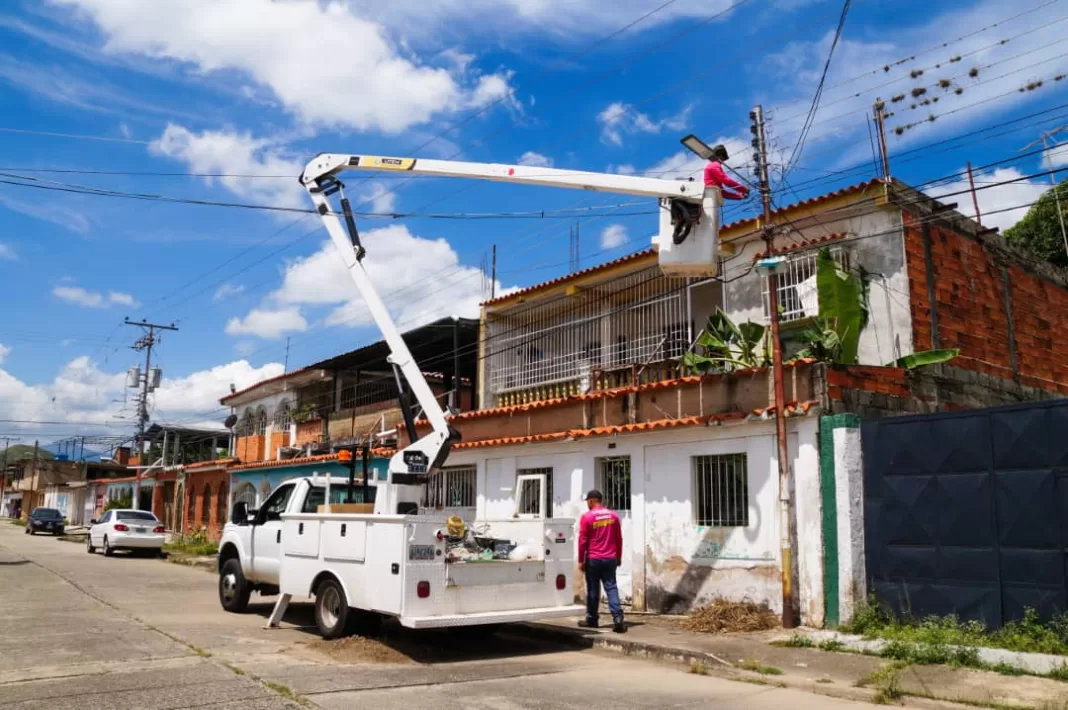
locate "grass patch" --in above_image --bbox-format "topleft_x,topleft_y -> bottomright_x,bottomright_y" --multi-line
818,638 -> 845,652
859,661 -> 907,705
10,519 -> 26,527
846,602 -> 1068,657
816,677 -> 834,684
163,539 -> 218,557
222,662 -> 246,676
689,661 -> 709,675
989,662 -> 1025,677
773,634 -> 814,648
1049,663 -> 1068,682
739,659 -> 783,676
263,681 -> 295,699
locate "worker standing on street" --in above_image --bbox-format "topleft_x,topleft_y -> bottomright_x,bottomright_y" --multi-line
577,490 -> 626,633
703,144 -> 749,201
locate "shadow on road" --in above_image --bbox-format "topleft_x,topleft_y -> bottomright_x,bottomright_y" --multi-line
246,599 -> 582,665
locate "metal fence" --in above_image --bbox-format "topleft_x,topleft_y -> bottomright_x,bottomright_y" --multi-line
425,465 -> 477,509
485,265 -> 695,406
597,456 -> 631,513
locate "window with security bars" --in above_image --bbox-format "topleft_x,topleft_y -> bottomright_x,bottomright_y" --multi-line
516,467 -> 553,518
425,465 -> 477,509
692,453 -> 749,527
597,457 -> 631,513
761,247 -> 849,323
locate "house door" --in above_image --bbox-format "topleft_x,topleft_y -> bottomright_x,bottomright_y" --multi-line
162,482 -> 176,530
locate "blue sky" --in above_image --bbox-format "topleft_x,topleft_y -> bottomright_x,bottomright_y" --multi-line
1,0 -> 1067,444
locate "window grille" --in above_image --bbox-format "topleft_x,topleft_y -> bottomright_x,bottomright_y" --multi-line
516,467 -> 553,518
425,465 -> 477,508
597,456 -> 631,513
692,454 -> 749,527
761,248 -> 849,323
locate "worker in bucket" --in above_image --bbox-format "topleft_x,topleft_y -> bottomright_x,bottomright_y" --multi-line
703,144 -> 749,200
578,489 -> 626,633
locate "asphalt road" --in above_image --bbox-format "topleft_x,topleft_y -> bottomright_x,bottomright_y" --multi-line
0,524 -> 874,709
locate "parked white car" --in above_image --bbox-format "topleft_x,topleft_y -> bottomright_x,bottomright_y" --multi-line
87,509 -> 166,557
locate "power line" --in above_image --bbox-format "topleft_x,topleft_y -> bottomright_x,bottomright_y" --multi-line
783,0 -> 852,178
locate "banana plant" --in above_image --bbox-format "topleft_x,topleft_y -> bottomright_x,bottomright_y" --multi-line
681,308 -> 771,374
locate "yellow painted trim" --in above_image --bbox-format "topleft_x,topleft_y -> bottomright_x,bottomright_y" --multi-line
357,155 -> 415,171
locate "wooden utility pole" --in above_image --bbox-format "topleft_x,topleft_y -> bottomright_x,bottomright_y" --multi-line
490,244 -> 497,299
750,105 -> 796,629
966,162 -> 982,226
125,318 -> 178,510
873,100 -> 891,180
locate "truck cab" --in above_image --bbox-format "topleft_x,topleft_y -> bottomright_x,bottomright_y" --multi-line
216,476 -> 374,611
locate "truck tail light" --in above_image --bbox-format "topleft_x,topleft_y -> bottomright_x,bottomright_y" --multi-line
417,581 -> 431,599
114,524 -> 129,532
153,526 -> 165,533
556,575 -> 566,590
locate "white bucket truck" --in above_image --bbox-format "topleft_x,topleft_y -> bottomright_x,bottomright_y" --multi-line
218,148 -> 727,638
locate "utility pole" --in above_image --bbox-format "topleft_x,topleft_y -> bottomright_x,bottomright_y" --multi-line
966,162 -> 982,226
1023,128 -> 1068,261
125,318 -> 178,510
750,105 -> 796,629
490,244 -> 497,299
872,100 -> 891,180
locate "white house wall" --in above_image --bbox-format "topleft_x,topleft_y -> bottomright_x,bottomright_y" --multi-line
445,416 -> 822,620
722,208 -> 913,367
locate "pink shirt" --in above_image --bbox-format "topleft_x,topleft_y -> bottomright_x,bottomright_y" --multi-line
703,161 -> 748,200
578,506 -> 622,562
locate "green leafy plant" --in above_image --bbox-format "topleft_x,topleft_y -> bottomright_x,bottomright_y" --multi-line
682,308 -> 770,374
292,402 -> 319,424
104,493 -> 134,512
794,318 -> 843,362
886,349 -> 960,369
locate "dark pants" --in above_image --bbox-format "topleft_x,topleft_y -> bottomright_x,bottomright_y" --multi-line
585,558 -> 623,625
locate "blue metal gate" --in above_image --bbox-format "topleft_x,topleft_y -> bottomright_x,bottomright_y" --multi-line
863,399 -> 1068,627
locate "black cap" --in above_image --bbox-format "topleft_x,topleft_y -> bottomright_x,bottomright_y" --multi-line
584,489 -> 603,501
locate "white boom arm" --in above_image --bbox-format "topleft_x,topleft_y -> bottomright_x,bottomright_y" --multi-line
301,153 -> 707,201
299,151 -> 724,513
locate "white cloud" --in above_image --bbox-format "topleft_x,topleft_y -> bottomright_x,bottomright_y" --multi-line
266,224 -> 508,331
225,306 -> 307,339
0,354 -> 283,439
518,151 -> 554,168
150,124 -> 397,214
118,122 -> 131,138
343,0 -> 739,38
926,167 -> 1050,232
598,101 -> 692,146
0,193 -> 90,235
213,282 -> 246,303
233,341 -> 256,357
0,243 -> 15,260
1042,141 -> 1068,170
0,344 -> 10,365
600,224 -> 628,249
645,136 -> 751,180
53,285 -> 139,309
54,0 -> 516,133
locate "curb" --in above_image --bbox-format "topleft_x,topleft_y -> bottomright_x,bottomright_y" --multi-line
164,554 -> 217,572
503,623 -> 975,710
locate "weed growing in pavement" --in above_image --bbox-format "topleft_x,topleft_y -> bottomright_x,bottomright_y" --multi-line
989,662 -> 1025,677
844,600 -> 1068,657
818,638 -> 845,652
689,662 -> 709,675
859,661 -> 907,705
1048,663 -> 1068,682
739,659 -> 784,676
163,527 -> 218,557
774,634 -> 814,648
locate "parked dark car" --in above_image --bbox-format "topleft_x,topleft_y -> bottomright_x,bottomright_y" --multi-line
26,508 -> 65,536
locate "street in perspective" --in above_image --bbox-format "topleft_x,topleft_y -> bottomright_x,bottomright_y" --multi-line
3,1 -> 1068,709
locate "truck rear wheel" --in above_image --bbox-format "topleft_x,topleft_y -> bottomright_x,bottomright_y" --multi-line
219,558 -> 251,613
314,578 -> 353,639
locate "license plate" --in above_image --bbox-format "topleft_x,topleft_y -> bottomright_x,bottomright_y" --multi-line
408,544 -> 435,561
135,527 -> 146,533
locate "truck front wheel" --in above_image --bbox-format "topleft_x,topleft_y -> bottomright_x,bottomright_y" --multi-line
314,578 -> 352,639
219,558 -> 251,613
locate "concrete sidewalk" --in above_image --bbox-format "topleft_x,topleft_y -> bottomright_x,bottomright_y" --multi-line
507,616 -> 1068,709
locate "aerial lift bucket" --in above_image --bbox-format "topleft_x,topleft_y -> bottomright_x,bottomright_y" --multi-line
654,187 -> 722,278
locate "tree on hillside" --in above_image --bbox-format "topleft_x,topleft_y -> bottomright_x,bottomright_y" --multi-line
2,444 -> 55,463
1003,178 -> 1068,269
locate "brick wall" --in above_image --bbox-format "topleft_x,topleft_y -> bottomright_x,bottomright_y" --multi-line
267,431 -> 291,459
903,211 -> 1068,395
822,363 -> 1062,418
183,468 -> 231,540
234,435 -> 265,462
294,419 -> 323,447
